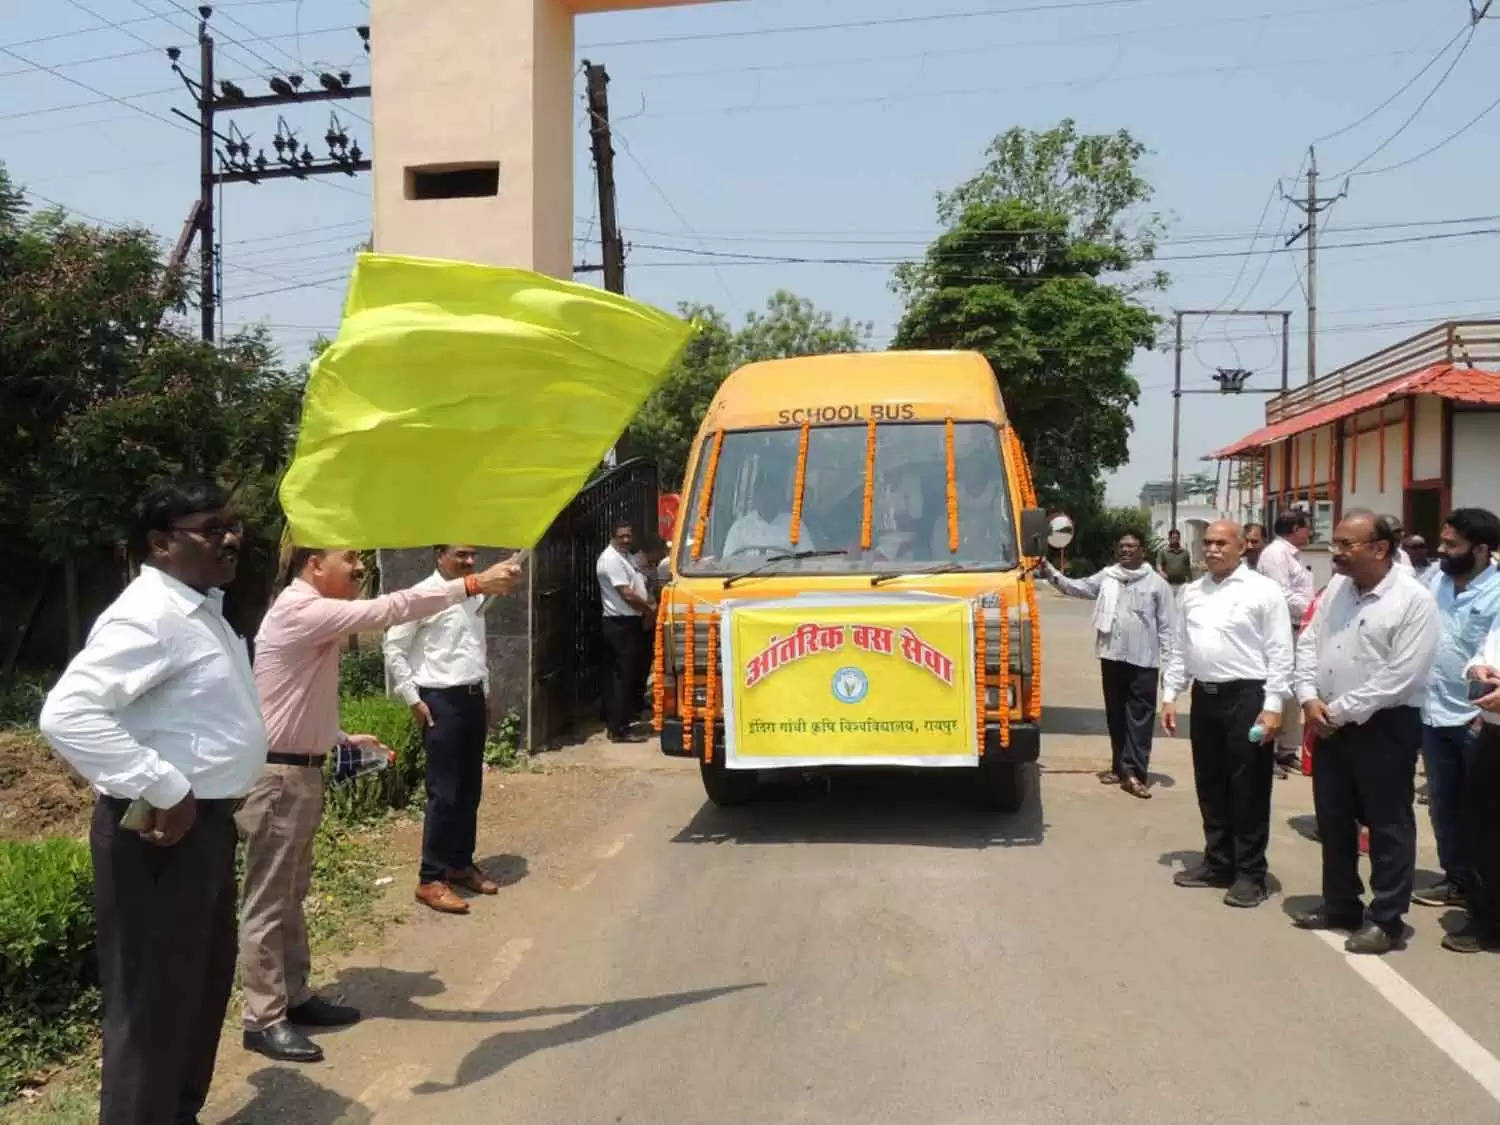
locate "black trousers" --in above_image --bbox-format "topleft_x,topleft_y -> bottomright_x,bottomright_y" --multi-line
1099,658 -> 1158,781
1189,680 -> 1274,883
419,684 -> 488,883
1312,706 -> 1421,931
602,616 -> 645,736
92,796 -> 238,1125
1469,725 -> 1500,933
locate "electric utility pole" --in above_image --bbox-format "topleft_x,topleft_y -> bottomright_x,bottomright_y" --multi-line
583,59 -> 630,461
1283,146 -> 1346,384
169,5 -> 371,342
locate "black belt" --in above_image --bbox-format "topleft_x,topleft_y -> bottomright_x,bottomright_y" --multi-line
419,682 -> 485,697
100,794 -> 239,813
266,751 -> 325,767
1194,679 -> 1264,695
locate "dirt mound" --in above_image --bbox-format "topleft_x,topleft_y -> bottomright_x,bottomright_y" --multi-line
0,731 -> 93,841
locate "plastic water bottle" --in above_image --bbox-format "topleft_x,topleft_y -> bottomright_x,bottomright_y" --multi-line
1247,723 -> 1265,744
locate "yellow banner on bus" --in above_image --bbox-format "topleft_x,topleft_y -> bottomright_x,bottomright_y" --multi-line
721,596 -> 977,770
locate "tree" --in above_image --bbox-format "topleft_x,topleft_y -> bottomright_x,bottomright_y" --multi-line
892,120 -> 1163,525
0,164 -> 303,660
629,290 -> 872,488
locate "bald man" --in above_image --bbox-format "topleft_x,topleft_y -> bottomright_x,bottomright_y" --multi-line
1162,520 -> 1295,909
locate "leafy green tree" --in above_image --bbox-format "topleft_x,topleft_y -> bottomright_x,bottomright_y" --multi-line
892,120 -> 1163,525
629,291 -> 871,488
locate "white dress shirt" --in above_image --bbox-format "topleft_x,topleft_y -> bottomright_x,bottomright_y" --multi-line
1161,565 -> 1294,712
1045,564 -> 1174,669
722,511 -> 813,557
1295,567 -> 1440,727
1465,612 -> 1500,728
38,565 -> 267,807
382,570 -> 489,705
597,545 -> 647,617
1256,535 -> 1314,623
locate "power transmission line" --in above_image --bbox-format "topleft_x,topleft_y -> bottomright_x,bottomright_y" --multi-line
0,43 -> 192,134
1312,22 -> 1471,145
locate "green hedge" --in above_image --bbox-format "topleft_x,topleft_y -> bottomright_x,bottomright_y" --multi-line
324,696 -> 423,824
338,646 -> 387,700
0,838 -> 99,1101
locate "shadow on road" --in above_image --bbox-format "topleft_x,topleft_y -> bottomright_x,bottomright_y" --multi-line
222,1068 -> 372,1125
410,983 -> 764,1096
672,767 -> 1046,849
472,852 -> 529,889
1286,814 -> 1319,843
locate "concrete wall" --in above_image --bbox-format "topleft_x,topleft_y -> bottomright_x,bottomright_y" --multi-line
1342,407 -> 1406,516
1411,394 -> 1444,481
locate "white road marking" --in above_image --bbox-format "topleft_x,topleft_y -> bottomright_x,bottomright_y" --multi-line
356,1061 -> 428,1116
1312,930 -> 1500,1104
464,936 -> 533,1010
597,834 -> 632,859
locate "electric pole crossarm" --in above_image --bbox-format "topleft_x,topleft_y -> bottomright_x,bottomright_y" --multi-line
213,86 -> 372,110
213,161 -> 372,185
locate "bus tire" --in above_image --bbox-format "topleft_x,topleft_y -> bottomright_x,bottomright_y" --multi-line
976,760 -> 1028,814
700,754 -> 760,807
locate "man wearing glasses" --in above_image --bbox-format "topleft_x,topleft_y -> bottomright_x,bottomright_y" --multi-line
1293,511 -> 1439,954
39,480 -> 265,1125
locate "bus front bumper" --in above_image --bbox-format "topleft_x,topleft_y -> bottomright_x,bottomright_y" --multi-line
658,720 -> 1040,764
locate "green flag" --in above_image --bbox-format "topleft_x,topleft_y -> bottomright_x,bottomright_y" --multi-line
279,253 -> 692,549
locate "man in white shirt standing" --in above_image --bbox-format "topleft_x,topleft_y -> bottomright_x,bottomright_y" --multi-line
597,520 -> 655,743
39,480 -> 267,1125
1257,510 -> 1314,777
1161,520 -> 1294,909
384,545 -> 499,916
1293,511 -> 1439,955
1454,618 -> 1500,952
1041,530 -> 1174,799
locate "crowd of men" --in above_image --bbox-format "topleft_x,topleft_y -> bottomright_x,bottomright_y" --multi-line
1045,506 -> 1500,956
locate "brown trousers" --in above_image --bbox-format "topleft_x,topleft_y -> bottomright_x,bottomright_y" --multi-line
235,762 -> 324,1031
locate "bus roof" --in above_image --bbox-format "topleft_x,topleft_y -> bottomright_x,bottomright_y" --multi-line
699,350 -> 1008,431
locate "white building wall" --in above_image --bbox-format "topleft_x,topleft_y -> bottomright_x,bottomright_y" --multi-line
1411,394 -> 1444,480
1342,412 -> 1405,516
1451,411 -> 1500,512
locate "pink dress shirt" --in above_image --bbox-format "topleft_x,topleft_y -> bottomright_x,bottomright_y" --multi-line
253,577 -> 468,754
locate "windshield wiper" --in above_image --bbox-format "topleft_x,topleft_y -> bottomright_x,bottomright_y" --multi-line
723,550 -> 848,589
870,562 -> 968,587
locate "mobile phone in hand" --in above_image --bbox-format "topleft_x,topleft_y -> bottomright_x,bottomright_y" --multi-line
1468,679 -> 1499,702
120,797 -> 153,831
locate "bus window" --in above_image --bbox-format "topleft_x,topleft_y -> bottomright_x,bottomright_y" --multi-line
680,422 -> 1016,575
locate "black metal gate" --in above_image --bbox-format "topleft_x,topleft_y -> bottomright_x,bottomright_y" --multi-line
530,458 -> 659,747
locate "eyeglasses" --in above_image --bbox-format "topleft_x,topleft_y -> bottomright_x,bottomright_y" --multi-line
1331,537 -> 1375,551
170,520 -> 244,543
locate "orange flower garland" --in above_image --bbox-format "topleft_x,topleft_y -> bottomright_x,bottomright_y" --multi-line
860,418 -> 877,551
703,616 -> 719,765
945,417 -> 959,554
789,421 -> 811,546
975,597 -> 988,756
682,602 -> 697,753
691,430 -> 724,561
1025,580 -> 1043,719
651,588 -> 669,732
998,591 -> 1011,748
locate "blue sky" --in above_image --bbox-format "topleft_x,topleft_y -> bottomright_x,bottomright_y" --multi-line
3,0 -> 1498,504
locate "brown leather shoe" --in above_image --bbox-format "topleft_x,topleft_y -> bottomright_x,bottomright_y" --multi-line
1121,776 -> 1152,799
415,881 -> 470,914
447,866 -> 499,895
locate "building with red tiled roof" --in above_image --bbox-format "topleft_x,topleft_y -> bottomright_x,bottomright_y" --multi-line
1210,321 -> 1500,585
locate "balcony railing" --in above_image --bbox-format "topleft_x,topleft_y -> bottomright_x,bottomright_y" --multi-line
1266,320 -> 1500,424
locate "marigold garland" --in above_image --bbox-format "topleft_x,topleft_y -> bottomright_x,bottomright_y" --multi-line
945,417 -> 959,554
789,421 -> 811,546
1025,580 -> 1043,719
703,616 -> 719,765
682,602 -> 697,753
651,589 -> 669,732
998,591 -> 1011,748
975,598 -> 989,756
860,418 -> 878,551
691,430 -> 724,561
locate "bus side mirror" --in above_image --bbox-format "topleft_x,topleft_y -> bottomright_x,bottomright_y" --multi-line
1020,507 -> 1049,555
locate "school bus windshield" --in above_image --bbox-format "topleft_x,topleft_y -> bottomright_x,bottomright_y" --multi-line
680,421 -> 1017,576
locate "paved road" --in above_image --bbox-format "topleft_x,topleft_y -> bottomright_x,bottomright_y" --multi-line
209,592 -> 1500,1124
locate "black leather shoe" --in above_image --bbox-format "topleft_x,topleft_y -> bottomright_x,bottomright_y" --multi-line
243,1021 -> 323,1063
1223,878 -> 1268,908
288,995 -> 361,1027
1173,864 -> 1233,889
1345,921 -> 1400,955
1291,906 -> 1364,931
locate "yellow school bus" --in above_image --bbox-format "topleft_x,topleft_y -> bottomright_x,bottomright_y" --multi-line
651,350 -> 1050,812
